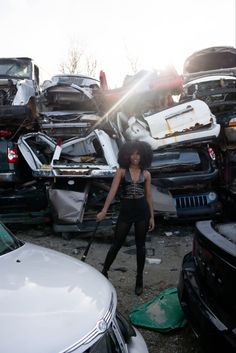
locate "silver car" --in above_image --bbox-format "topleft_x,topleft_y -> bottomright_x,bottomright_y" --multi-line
0,222 -> 149,353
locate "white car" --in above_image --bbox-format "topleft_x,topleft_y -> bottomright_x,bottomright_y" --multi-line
0,222 -> 149,353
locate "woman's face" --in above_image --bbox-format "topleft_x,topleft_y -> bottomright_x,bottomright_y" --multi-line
130,150 -> 141,166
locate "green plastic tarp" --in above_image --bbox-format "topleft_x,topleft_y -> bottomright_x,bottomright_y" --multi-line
129,287 -> 187,332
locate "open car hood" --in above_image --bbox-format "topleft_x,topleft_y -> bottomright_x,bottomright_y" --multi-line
184,46 -> 236,70
183,46 -> 236,78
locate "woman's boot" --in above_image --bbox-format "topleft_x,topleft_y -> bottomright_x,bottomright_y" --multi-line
135,274 -> 143,296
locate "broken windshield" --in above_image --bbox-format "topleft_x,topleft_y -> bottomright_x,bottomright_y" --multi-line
0,58 -> 31,79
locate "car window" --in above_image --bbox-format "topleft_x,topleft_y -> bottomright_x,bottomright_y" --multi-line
0,61 -> 31,79
0,223 -> 23,256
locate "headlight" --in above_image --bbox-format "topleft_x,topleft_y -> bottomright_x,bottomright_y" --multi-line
208,192 -> 217,201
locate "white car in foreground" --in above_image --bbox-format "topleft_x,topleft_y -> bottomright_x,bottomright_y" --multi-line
0,222 -> 149,353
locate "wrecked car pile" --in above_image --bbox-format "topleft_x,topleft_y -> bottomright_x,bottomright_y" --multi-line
0,49 -> 236,235
0,57 -> 50,224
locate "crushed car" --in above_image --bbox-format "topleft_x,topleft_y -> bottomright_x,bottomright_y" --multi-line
39,74 -> 102,139
17,129 -> 120,233
0,221 -> 149,353
181,46 -> 236,116
0,57 -> 50,225
150,146 -> 221,220
0,57 -> 41,184
17,129 -> 119,179
108,99 -> 220,149
178,219 -> 236,352
0,57 -> 40,119
95,67 -> 182,115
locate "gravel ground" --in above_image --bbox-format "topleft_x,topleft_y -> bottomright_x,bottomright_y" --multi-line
12,221 -> 205,353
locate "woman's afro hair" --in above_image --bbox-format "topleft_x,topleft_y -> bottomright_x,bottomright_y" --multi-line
118,141 -> 153,169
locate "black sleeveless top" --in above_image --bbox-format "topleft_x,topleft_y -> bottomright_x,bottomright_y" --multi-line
121,169 -> 145,199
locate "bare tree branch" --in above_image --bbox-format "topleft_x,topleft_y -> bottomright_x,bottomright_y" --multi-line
60,44 -> 97,77
123,42 -> 140,74
85,55 -> 97,77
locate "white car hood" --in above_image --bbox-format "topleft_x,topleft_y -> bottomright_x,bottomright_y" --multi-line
0,243 -> 116,353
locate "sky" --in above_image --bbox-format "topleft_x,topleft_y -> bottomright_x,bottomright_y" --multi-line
0,0 -> 235,87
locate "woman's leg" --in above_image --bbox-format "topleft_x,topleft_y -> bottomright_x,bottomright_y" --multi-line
134,219 -> 148,275
134,219 -> 149,295
102,220 -> 132,277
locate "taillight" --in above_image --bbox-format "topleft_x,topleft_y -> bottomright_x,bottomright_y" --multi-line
8,147 -> 18,163
228,118 -> 236,127
0,130 -> 12,138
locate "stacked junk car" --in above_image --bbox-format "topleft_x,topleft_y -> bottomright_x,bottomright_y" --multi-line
177,46 -> 236,353
0,56 -> 228,230
0,47 -> 235,351
0,52 -> 235,230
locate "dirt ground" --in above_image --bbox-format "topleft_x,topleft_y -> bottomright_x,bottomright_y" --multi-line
13,220 -> 205,353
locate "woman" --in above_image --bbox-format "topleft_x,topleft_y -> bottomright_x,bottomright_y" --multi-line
96,141 -> 155,295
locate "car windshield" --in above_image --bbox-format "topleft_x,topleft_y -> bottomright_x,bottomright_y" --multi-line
0,59 -> 31,79
0,223 -> 23,256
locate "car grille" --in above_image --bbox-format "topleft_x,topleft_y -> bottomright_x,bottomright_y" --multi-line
175,194 -> 208,209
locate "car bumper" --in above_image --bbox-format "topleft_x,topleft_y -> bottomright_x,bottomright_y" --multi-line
178,252 -> 236,351
151,170 -> 219,188
176,204 -> 222,219
127,328 -> 149,353
0,172 -> 18,183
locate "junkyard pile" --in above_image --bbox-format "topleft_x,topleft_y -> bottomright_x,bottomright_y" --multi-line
1,47 -> 236,231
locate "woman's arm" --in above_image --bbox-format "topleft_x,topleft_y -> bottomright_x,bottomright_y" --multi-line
144,170 -> 155,231
96,168 -> 124,222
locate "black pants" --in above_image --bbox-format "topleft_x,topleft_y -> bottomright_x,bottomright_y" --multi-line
103,217 -> 149,276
